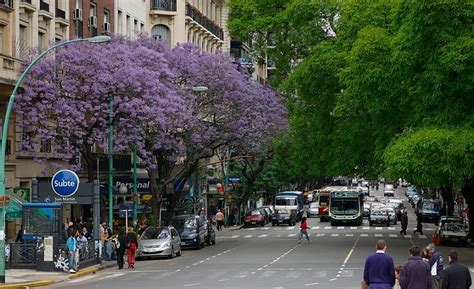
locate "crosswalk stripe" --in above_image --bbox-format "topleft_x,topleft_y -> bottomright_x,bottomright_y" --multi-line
345,234 -> 354,237
375,227 -> 383,230
259,234 -> 268,238
404,234 -> 412,238
361,234 -> 369,237
316,233 -> 325,237
375,234 -> 383,237
314,226 -> 320,230
350,227 -> 357,230
388,227 -> 396,230
363,227 -> 370,230
389,234 -> 398,238
288,234 -> 297,237
231,235 -> 240,238
337,226 -> 344,230
263,227 -> 270,230
244,235 -> 253,238
324,226 -> 332,230
287,226 -> 295,230
248,228 -> 256,231
331,234 -> 339,237
419,235 -> 427,239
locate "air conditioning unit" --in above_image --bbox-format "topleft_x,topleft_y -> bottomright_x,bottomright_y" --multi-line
103,22 -> 110,33
73,8 -> 82,20
89,15 -> 97,27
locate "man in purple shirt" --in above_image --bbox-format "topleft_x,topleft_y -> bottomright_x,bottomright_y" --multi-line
364,239 -> 396,289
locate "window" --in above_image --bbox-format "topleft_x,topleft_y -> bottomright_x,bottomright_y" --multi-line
18,25 -> 28,58
151,25 -> 171,46
75,0 -> 82,9
118,10 -> 123,34
104,10 -> 109,23
134,19 -> 138,35
126,14 -> 131,36
38,32 -> 45,50
90,4 -> 96,17
140,23 -> 144,33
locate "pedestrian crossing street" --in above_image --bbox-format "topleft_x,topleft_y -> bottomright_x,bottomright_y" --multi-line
218,232 -> 429,240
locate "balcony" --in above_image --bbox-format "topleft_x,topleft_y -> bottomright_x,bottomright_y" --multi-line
0,0 -> 14,12
186,4 -> 224,41
19,0 -> 35,13
150,0 -> 177,16
38,0 -> 53,20
55,7 -> 69,26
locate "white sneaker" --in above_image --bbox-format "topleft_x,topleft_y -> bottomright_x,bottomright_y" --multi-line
69,269 -> 76,273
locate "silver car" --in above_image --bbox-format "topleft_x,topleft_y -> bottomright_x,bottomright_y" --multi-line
137,226 -> 182,259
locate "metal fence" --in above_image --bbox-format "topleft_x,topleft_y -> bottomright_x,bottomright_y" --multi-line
7,242 -> 37,269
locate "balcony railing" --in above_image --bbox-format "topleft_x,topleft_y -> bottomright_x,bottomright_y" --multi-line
20,0 -> 31,4
0,0 -> 13,9
186,4 -> 224,40
55,8 -> 66,19
39,0 -> 49,12
151,0 -> 176,12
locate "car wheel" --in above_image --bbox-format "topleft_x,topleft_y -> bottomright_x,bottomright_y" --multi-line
261,222 -> 265,227
212,237 -> 216,245
277,223 -> 280,226
369,221 -> 373,226
272,222 -> 275,227
195,238 -> 201,250
176,246 -> 182,257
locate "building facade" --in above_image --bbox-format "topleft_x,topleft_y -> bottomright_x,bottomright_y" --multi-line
147,0 -> 229,53
115,0 -> 146,39
69,0 -> 114,38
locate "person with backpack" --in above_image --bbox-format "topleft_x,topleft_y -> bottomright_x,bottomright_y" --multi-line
115,229 -> 126,269
126,229 -> 138,269
297,217 -> 311,243
67,227 -> 78,273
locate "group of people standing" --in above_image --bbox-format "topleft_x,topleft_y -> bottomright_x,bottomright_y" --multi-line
66,225 -> 91,273
363,239 -> 471,289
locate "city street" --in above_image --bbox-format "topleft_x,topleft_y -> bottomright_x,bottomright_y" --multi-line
45,187 -> 474,289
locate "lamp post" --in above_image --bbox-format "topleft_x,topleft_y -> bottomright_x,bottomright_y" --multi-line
0,35 -> 110,283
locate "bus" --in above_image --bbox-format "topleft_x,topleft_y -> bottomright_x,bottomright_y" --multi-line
274,191 -> 304,221
328,190 -> 363,226
317,186 -> 346,222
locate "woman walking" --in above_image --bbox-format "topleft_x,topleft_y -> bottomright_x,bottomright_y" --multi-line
126,229 -> 138,269
297,217 -> 311,243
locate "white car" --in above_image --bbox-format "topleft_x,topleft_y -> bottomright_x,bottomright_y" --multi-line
384,189 -> 395,197
309,202 -> 319,217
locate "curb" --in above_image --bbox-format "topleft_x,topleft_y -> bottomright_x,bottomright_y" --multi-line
1,279 -> 55,289
4,263 -> 116,289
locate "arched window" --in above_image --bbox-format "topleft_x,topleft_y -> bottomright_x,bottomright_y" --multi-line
151,24 -> 171,46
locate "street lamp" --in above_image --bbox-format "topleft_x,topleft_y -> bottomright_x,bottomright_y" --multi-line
0,35 -> 110,283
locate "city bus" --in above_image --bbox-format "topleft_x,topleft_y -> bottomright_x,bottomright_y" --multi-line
274,191 -> 304,221
328,190 -> 364,226
317,186 -> 346,222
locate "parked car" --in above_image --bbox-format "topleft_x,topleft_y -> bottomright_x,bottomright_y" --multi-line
439,222 -> 468,247
137,226 -> 181,259
369,208 -> 391,226
383,206 -> 397,225
171,215 -> 206,250
244,209 -> 266,227
272,209 -> 296,226
309,202 -> 319,217
420,200 -> 441,223
204,221 -> 216,246
260,206 -> 275,221
259,207 -> 273,223
384,188 -> 395,197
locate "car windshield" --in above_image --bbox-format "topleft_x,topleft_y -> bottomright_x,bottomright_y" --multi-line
372,210 -> 387,216
275,197 -> 296,206
319,195 -> 329,204
172,218 -> 197,232
141,227 -> 169,240
423,203 -> 439,210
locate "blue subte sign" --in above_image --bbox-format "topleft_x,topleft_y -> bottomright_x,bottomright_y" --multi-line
51,169 -> 80,198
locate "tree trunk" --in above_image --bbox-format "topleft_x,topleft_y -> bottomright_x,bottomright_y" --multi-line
147,167 -> 162,226
461,177 -> 474,240
440,185 -> 454,215
240,180 -> 255,213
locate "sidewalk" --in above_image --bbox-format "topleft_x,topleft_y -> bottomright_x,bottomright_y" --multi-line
4,260 -> 116,289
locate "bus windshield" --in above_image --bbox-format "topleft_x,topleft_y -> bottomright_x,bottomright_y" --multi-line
319,195 -> 329,205
276,197 -> 297,206
330,198 -> 359,215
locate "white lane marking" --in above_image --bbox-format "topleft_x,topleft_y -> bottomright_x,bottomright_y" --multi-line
337,226 -> 344,230
329,278 -> 337,281
259,234 -> 268,238
316,233 -> 325,237
389,234 -> 398,238
419,235 -> 427,239
350,227 -> 357,230
331,234 -> 339,237
343,237 -> 359,264
248,228 -> 256,231
375,234 -> 383,237
231,235 -> 240,238
345,234 -> 354,237
324,226 -> 332,230
287,226 -> 295,230
375,227 -> 383,230
314,226 -> 320,230
404,234 -> 412,238
184,283 -> 200,287
244,235 -> 253,238
68,275 -> 97,283
360,234 -> 369,237
363,227 -> 370,230
304,282 -> 320,286
218,279 -> 230,282
388,227 -> 396,230
100,273 -> 125,280
263,227 -> 270,230
426,228 -> 435,231
288,233 -> 297,237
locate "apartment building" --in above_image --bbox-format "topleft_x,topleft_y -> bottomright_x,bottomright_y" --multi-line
69,0 -> 114,38
147,0 -> 229,53
115,0 -> 146,39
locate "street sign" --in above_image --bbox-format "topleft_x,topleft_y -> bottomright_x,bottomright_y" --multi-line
51,169 -> 80,198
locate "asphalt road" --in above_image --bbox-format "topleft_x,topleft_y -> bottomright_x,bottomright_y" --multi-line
47,186 -> 474,289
